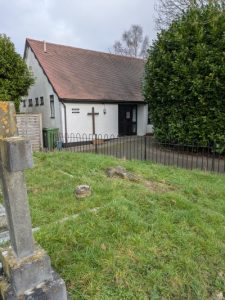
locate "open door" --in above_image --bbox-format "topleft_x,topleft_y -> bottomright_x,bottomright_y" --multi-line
119,104 -> 137,136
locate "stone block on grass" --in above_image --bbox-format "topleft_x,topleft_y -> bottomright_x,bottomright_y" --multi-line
75,185 -> 91,199
0,245 -> 52,297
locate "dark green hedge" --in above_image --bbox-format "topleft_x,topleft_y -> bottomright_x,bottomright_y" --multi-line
143,5 -> 225,150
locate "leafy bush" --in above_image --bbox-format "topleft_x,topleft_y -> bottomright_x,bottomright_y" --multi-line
0,34 -> 34,111
143,5 -> 225,147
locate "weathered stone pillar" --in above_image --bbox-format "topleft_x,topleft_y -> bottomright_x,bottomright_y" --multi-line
0,136 -> 34,259
0,102 -> 68,300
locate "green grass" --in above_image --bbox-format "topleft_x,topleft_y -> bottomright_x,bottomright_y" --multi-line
25,152 -> 225,299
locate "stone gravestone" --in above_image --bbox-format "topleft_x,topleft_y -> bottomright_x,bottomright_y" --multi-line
0,102 -> 68,299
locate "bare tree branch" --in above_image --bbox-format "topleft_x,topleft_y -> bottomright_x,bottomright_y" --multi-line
140,36 -> 150,59
113,41 -> 124,56
112,24 -> 149,58
155,0 -> 225,30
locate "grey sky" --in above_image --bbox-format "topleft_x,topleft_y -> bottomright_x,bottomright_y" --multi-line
0,0 -> 159,55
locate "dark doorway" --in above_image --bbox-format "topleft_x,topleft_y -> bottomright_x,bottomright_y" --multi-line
119,104 -> 137,136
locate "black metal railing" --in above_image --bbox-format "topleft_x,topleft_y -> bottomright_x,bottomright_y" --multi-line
43,133 -> 225,174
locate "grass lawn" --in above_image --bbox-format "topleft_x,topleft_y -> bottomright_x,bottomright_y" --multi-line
24,152 -> 225,299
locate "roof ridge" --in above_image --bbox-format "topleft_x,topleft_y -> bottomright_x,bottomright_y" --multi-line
26,38 -> 145,62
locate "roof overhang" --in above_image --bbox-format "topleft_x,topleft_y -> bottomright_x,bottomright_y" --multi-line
59,98 -> 146,104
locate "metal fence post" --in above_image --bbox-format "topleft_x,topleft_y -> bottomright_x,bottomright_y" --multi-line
95,134 -> 98,154
144,135 -> 147,161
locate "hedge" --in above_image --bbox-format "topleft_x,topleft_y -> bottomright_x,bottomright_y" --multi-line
143,5 -> 225,151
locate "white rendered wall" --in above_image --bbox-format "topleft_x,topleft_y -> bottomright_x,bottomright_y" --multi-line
147,124 -> 154,134
137,104 -> 148,136
20,47 -> 62,132
64,103 -> 118,139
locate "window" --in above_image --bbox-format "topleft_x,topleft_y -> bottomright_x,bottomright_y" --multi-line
35,98 -> 39,106
22,100 -> 26,108
28,99 -> 33,107
50,95 -> 55,118
40,96 -> 44,105
126,111 -> 131,119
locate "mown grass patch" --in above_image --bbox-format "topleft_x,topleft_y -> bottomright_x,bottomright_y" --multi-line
23,152 -> 225,299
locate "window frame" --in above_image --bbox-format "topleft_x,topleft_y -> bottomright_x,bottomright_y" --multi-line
35,97 -> 39,106
50,95 -> 55,118
22,100 -> 26,108
28,99 -> 33,107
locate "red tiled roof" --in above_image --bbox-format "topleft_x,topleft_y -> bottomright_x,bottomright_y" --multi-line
26,38 -> 145,102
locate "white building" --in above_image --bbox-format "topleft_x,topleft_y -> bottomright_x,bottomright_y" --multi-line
21,38 -> 152,144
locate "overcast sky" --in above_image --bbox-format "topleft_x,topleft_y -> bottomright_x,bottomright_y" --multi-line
0,0 -> 159,55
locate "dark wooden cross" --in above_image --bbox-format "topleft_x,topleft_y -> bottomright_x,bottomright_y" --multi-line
87,107 -> 99,135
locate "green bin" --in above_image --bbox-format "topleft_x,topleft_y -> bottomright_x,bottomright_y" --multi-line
43,128 -> 59,150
